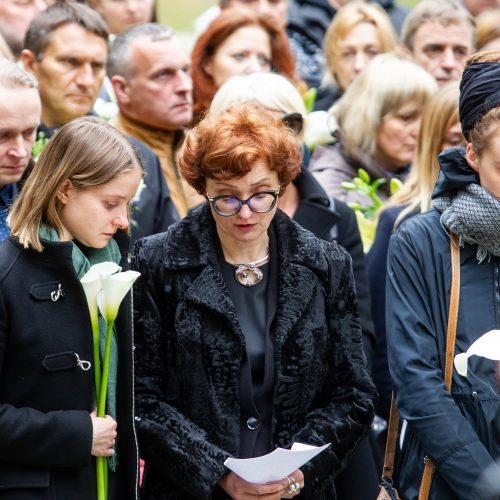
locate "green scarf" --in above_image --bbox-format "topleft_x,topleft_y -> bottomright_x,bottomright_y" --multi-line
40,226 -> 121,470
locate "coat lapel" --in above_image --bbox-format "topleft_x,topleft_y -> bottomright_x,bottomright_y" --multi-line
183,263 -> 244,343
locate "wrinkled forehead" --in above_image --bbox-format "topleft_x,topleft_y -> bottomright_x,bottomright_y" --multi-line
130,35 -> 189,76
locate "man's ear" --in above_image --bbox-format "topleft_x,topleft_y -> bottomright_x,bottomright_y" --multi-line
21,49 -> 38,75
398,44 -> 413,61
465,142 -> 479,173
56,180 -> 73,205
111,75 -> 131,105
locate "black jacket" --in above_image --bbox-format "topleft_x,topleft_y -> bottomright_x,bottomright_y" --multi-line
132,204 -> 376,500
128,138 -> 179,246
293,169 -> 375,365
0,236 -> 139,500
387,149 -> 500,499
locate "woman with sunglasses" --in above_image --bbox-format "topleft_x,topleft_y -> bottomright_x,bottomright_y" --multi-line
131,103 -> 376,500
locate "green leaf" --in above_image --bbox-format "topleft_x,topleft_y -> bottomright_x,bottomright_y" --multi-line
390,178 -> 403,196
358,168 -> 371,184
341,182 -> 356,190
353,177 -> 366,190
347,202 -> 364,211
32,131 -> 49,161
303,87 -> 317,113
371,178 -> 386,191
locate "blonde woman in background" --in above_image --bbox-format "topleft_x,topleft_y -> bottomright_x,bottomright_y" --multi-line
309,53 -> 438,206
315,1 -> 398,111
365,82 -> 464,421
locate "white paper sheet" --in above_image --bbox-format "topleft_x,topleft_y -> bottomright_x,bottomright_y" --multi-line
223,442 -> 330,484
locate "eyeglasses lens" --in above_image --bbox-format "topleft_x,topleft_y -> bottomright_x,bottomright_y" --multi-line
214,192 -> 276,215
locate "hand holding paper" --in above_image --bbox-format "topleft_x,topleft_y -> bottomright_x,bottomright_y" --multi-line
224,442 -> 330,484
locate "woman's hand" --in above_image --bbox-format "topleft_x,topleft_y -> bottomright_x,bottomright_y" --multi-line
218,469 -> 304,499
90,410 -> 117,457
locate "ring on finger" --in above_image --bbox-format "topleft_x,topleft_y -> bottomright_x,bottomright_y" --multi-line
286,476 -> 294,487
287,482 -> 300,494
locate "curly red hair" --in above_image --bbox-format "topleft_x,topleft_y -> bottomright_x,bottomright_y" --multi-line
190,9 -> 296,122
179,103 -> 302,194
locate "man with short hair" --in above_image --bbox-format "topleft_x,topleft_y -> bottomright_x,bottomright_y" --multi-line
109,23 -> 204,218
21,2 -> 108,134
0,60 -> 41,242
22,2 -> 177,243
0,0 -> 47,60
401,0 -> 475,86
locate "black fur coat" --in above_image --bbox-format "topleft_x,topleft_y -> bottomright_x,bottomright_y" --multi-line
131,204 -> 376,499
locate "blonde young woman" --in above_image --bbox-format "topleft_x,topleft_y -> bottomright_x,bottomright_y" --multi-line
0,117 -> 142,500
316,0 -> 398,111
366,82 -> 463,421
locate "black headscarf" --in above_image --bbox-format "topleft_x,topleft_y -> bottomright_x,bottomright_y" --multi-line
432,61 -> 500,198
459,62 -> 500,141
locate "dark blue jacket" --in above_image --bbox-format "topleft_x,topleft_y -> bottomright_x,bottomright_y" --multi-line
387,207 -> 500,499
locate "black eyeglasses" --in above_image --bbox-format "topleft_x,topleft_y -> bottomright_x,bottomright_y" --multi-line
206,189 -> 280,216
282,112 -> 303,135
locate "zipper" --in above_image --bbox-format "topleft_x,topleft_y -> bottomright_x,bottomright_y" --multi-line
130,291 -> 140,500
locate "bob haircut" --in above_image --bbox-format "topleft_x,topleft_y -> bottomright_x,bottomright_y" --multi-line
179,102 -> 302,195
190,8 -> 296,120
24,2 -> 108,59
383,81 -> 460,226
210,72 -> 306,136
9,116 -> 143,252
332,52 -> 438,160
475,9 -> 500,52
324,1 -> 397,87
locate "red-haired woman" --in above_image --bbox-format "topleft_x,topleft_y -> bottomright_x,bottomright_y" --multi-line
131,103 -> 376,499
190,9 -> 297,123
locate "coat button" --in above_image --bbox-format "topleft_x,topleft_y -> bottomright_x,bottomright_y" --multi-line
246,417 -> 260,430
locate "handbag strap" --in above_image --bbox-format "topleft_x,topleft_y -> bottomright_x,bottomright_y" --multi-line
418,232 -> 460,500
380,233 -> 460,496
381,395 -> 400,480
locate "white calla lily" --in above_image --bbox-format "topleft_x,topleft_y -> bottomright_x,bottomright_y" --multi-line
97,271 -> 140,323
454,329 -> 500,377
80,262 -> 122,326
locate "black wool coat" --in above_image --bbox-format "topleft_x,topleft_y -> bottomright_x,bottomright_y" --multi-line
0,236 -> 139,500
132,204 -> 376,500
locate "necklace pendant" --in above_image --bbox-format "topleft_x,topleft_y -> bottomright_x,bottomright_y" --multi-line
235,264 -> 264,287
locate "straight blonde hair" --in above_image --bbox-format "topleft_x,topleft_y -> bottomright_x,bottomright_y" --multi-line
382,82 -> 460,226
332,52 -> 437,160
324,0 -> 397,88
9,116 -> 143,252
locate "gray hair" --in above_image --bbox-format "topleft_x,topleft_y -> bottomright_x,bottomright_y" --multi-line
401,0 -> 475,52
107,23 -> 175,80
0,57 -> 38,89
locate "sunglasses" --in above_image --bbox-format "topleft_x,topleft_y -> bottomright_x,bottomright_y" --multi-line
282,112 -> 303,135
